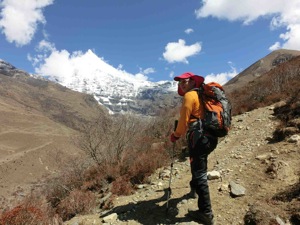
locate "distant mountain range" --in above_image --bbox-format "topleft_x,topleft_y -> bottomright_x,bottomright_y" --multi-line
1,49 -> 300,117
1,59 -> 180,115
44,48 -> 300,115
63,73 -> 179,115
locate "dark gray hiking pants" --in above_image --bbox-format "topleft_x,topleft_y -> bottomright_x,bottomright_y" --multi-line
188,135 -> 218,215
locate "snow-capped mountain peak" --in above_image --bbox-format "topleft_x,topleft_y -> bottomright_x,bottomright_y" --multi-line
33,50 -> 178,114
1,55 -> 178,115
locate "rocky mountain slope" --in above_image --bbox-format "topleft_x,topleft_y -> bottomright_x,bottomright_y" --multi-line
224,49 -> 300,93
65,103 -> 300,225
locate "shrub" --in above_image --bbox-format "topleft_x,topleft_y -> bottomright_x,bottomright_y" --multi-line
109,141 -> 170,196
42,152 -> 90,208
1,204 -> 43,225
81,165 -> 107,191
76,108 -> 177,190
56,190 -> 96,221
272,91 -> 300,141
0,196 -> 59,225
111,176 -> 133,196
78,114 -> 145,166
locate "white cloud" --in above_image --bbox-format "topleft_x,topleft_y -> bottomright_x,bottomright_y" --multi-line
36,39 -> 56,52
185,28 -> 194,34
28,42 -> 150,84
196,0 -> 300,50
142,67 -> 155,74
163,39 -> 201,64
269,41 -> 281,51
204,64 -> 238,85
0,0 -> 53,46
279,24 -> 300,49
196,0 -> 284,24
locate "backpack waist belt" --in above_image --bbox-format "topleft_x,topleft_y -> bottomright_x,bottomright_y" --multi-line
188,120 -> 203,131
188,121 -> 200,129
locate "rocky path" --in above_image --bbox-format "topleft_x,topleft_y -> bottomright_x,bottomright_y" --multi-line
65,104 -> 300,225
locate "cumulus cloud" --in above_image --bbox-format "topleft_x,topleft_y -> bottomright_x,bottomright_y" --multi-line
204,63 -> 238,85
163,39 -> 201,64
0,0 -> 53,46
28,40 -> 150,84
185,28 -> 194,34
196,0 -> 300,50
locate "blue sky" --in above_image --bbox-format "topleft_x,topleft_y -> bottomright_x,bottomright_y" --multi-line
1,0 -> 300,84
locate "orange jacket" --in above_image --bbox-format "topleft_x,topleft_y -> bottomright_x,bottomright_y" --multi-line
174,90 -> 204,138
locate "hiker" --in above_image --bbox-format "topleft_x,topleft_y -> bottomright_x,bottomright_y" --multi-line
170,72 -> 217,225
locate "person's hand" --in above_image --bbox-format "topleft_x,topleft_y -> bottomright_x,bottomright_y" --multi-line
170,133 -> 179,143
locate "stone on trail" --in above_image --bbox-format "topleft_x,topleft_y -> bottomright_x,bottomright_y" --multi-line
229,181 -> 246,197
102,213 -> 118,223
207,170 -> 221,180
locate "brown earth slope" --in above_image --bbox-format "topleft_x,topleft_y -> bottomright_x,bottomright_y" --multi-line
0,69 -> 106,207
65,103 -> 300,225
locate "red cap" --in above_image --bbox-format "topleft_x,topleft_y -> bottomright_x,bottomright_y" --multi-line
174,72 -> 204,89
174,72 -> 195,81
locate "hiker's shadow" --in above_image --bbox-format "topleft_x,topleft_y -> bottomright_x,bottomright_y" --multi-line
100,188 -> 193,225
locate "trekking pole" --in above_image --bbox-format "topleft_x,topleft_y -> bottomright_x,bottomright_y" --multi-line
166,120 -> 178,215
214,151 -> 219,165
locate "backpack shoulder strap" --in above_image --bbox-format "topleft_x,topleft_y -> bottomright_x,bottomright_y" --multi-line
189,87 -> 203,120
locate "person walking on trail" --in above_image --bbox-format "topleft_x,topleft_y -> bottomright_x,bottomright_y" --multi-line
170,72 -> 217,225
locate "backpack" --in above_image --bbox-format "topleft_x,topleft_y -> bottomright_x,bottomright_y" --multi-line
196,82 -> 232,137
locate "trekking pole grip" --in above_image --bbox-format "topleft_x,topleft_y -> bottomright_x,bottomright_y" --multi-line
174,120 -> 178,131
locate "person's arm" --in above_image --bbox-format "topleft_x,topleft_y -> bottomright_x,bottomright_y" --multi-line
173,92 -> 194,138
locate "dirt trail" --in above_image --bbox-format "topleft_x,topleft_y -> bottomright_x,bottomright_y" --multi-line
65,104 -> 299,225
0,141 -> 53,164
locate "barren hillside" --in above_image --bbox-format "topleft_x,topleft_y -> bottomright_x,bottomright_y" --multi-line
65,103 -> 300,225
0,96 -> 79,204
0,69 -> 106,206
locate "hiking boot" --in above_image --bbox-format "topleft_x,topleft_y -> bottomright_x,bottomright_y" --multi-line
188,188 -> 197,199
187,209 -> 215,225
